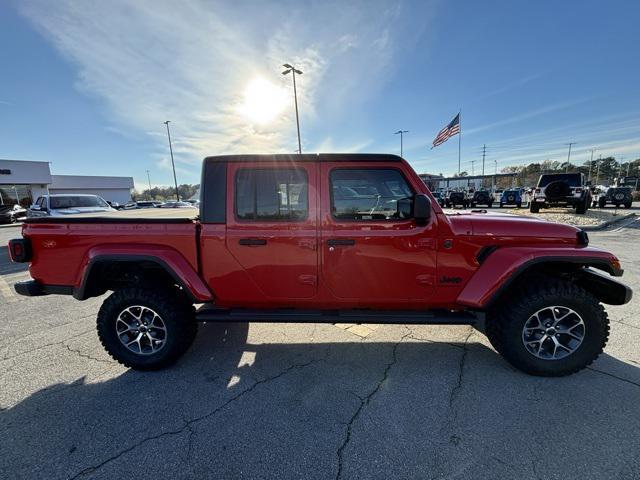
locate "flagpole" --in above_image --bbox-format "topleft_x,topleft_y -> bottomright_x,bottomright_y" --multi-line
458,109 -> 462,175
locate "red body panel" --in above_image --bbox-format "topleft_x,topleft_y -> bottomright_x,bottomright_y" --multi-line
16,156 -> 623,311
22,221 -> 210,301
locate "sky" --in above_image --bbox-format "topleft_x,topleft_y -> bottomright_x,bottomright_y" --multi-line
1,0 -> 639,189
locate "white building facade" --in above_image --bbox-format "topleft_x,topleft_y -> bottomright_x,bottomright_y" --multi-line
0,159 -> 134,206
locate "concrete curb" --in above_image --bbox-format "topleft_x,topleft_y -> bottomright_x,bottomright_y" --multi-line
0,223 -> 23,229
580,213 -> 636,231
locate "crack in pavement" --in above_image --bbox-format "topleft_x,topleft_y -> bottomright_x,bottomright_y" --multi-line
587,366 -> 640,388
1,328 -> 94,362
64,344 -> 116,365
335,332 -> 410,480
67,357 -> 325,479
448,329 -> 474,412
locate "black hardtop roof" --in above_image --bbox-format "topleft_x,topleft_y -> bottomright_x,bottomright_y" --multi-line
203,153 -> 402,163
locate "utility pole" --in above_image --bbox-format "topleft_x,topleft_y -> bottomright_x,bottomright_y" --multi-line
394,130 -> 409,157
565,142 -> 576,172
481,144 -> 486,177
595,154 -> 602,185
163,121 -> 180,201
471,160 -> 476,176
587,148 -> 596,183
282,63 -> 303,154
146,170 -> 152,199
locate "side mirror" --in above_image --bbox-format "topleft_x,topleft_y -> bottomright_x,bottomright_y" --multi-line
30,204 -> 40,211
413,193 -> 431,226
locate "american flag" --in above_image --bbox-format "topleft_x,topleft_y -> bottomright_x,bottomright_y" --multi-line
432,113 -> 460,148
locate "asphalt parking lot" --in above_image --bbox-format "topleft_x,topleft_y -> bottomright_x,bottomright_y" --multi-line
1,219 -> 639,480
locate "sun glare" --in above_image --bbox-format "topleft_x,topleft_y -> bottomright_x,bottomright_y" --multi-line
239,77 -> 287,124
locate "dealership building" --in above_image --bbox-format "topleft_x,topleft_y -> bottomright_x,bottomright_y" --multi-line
0,159 -> 134,207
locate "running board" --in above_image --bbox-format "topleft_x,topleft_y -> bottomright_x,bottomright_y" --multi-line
195,306 -> 477,325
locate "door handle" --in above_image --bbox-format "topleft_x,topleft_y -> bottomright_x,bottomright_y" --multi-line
327,239 -> 356,247
239,238 -> 267,246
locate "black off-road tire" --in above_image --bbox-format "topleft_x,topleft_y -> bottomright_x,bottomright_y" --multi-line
516,201 -> 522,208
485,278 -> 609,376
575,198 -> 588,214
529,202 -> 540,213
97,287 -> 197,370
624,202 -> 632,209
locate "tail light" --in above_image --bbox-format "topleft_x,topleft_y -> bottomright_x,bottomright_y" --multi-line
535,188 -> 541,193
8,238 -> 31,263
575,188 -> 583,193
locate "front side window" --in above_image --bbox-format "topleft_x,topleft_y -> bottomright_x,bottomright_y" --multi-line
235,168 -> 308,221
330,169 -> 414,221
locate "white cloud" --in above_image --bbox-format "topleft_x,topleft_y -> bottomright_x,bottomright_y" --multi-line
19,0 -> 434,182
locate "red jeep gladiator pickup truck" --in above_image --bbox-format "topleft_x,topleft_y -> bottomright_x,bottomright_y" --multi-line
8,154 -> 632,376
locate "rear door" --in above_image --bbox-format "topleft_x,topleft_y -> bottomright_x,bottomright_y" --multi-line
225,162 -> 318,299
320,163 -> 437,305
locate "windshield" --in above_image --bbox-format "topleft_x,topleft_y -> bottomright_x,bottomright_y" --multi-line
538,174 -> 581,187
50,196 -> 109,209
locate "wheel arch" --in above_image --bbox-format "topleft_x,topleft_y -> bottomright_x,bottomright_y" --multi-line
457,248 -> 627,310
74,251 -> 213,303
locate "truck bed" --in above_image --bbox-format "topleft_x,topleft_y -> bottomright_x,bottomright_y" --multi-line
24,207 -> 198,224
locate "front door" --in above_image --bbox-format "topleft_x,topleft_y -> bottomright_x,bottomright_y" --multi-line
320,164 -> 437,306
225,162 -> 318,300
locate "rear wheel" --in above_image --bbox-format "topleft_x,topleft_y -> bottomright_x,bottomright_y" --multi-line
516,201 -> 522,208
576,198 -> 587,214
624,202 -> 632,208
485,278 -> 609,376
599,197 -> 606,208
530,202 -> 540,213
97,287 -> 197,370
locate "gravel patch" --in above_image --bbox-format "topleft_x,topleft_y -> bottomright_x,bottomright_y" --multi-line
501,206 -> 633,226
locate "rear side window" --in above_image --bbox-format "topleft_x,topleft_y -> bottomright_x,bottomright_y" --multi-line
330,168 -> 414,221
235,168 -> 308,221
538,174 -> 581,187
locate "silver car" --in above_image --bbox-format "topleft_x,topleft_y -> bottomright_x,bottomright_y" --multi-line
28,194 -> 116,217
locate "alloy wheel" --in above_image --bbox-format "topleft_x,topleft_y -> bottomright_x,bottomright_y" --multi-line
521,306 -> 585,360
116,306 -> 167,355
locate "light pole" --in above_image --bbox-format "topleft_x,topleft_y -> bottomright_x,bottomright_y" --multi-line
282,63 -> 303,154
394,130 -> 409,157
163,121 -> 180,201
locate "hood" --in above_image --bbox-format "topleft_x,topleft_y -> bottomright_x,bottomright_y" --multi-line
449,211 -> 580,240
51,206 -> 115,215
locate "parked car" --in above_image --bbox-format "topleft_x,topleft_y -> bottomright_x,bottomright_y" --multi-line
598,186 -> 633,208
500,189 -> 523,208
10,153 -> 632,377
432,191 -> 445,207
159,201 -> 197,209
445,190 -> 468,208
27,194 -> 116,217
126,201 -> 164,209
106,201 -> 125,210
492,188 -> 504,203
530,173 -> 591,214
470,190 -> 493,208
0,204 -> 27,224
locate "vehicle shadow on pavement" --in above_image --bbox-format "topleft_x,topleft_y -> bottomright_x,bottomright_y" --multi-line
2,322 -> 640,480
0,246 -> 28,275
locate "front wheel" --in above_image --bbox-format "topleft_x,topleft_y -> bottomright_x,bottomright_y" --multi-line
485,278 -> 609,376
530,202 -> 540,213
97,287 -> 197,370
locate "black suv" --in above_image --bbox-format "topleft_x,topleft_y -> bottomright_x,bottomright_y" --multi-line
445,191 -> 468,208
530,173 -> 591,214
599,187 -> 633,209
470,190 -> 493,208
